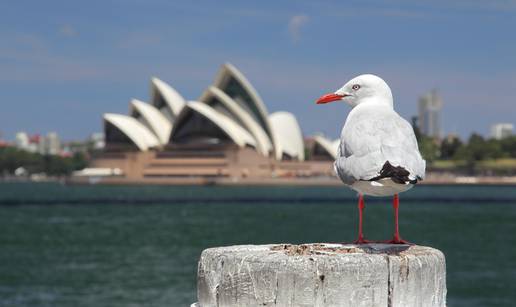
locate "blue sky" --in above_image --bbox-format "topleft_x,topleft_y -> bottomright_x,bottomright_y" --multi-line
0,0 -> 515,141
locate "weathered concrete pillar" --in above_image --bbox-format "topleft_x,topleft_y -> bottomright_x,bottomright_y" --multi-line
194,243 -> 446,307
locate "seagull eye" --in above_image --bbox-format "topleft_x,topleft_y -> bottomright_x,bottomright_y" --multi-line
352,84 -> 360,90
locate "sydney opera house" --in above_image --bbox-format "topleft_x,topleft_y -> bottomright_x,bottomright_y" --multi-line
76,63 -> 340,185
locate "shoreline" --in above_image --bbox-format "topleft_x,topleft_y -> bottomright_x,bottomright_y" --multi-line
3,175 -> 516,186
64,175 -> 516,186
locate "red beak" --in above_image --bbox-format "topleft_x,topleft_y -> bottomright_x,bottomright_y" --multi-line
316,93 -> 344,104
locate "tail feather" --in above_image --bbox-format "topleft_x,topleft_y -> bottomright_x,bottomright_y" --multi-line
367,161 -> 421,184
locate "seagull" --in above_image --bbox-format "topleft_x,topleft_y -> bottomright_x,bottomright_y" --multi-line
316,74 -> 425,244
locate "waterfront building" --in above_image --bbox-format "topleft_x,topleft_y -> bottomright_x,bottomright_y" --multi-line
45,132 -> 61,155
418,90 -> 443,138
15,132 -> 30,151
490,123 -> 513,140
37,135 -> 46,155
36,132 -> 61,155
15,131 -> 61,155
79,63 -> 338,183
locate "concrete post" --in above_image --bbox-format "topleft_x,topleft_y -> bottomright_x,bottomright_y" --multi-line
194,243 -> 446,307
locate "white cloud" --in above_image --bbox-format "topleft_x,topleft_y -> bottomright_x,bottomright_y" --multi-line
59,25 -> 78,37
288,14 -> 309,43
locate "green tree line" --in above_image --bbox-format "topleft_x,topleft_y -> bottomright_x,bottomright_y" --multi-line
0,147 -> 88,176
418,134 -> 516,163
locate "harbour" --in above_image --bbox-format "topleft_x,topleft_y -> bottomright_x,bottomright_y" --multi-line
1,183 -> 515,306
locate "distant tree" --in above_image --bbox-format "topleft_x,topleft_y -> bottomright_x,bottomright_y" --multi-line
0,146 -> 90,176
411,116 -> 422,142
485,139 -> 504,159
418,136 -> 439,163
71,152 -> 89,170
467,134 -> 488,161
463,134 -> 504,161
0,147 -> 43,174
43,155 -> 72,175
500,136 -> 516,158
451,133 -> 505,165
440,137 -> 462,160
452,144 -> 469,161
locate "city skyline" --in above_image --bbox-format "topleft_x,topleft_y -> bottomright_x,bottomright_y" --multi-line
0,80 -> 511,143
1,85 -> 510,143
0,1 -> 515,141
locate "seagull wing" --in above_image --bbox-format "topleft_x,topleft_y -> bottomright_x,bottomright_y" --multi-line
335,106 -> 425,185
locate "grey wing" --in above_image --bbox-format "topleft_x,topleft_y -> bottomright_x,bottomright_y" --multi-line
335,111 -> 425,184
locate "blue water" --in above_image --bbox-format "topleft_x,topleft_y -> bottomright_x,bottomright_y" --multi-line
0,183 -> 515,306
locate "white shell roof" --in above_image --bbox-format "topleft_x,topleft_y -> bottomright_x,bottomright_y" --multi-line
102,63 -> 309,160
200,86 -> 272,156
151,77 -> 186,117
332,139 -> 340,158
130,99 -> 172,145
103,113 -> 160,151
269,112 -> 305,161
213,63 -> 278,153
172,101 -> 257,148
313,135 -> 339,159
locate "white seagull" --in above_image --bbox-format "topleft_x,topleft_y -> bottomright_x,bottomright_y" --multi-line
316,74 -> 425,244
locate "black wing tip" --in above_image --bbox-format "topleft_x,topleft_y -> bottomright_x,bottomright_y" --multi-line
408,176 -> 422,184
368,161 -> 421,185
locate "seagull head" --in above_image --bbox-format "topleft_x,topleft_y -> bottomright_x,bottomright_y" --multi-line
316,74 -> 393,108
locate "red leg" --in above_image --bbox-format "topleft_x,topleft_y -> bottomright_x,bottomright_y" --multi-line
354,194 -> 370,244
387,194 -> 410,244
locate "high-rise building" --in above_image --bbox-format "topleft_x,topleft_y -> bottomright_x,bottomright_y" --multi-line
37,135 -> 46,155
46,132 -> 61,155
490,123 -> 513,140
418,90 -> 443,139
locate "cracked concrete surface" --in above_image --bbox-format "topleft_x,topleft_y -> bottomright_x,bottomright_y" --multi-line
196,243 -> 446,307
